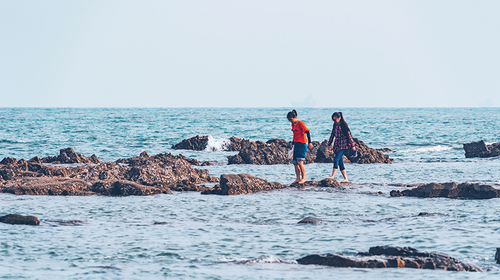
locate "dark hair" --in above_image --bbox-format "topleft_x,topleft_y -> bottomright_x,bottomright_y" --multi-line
287,109 -> 297,120
332,112 -> 350,138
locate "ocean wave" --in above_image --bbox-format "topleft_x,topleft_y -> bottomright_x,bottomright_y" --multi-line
399,145 -> 452,154
219,255 -> 297,264
205,135 -> 231,152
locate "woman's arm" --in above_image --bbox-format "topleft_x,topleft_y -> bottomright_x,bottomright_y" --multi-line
327,124 -> 335,146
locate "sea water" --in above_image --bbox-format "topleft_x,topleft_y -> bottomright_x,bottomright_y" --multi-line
0,107 -> 500,279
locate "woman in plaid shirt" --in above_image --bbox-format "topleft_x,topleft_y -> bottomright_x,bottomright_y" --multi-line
327,112 -> 356,182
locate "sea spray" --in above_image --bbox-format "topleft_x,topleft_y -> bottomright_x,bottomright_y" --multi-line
205,135 -> 231,152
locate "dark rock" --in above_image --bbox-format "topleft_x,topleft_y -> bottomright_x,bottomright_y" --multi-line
3,177 -> 93,196
417,212 -> 445,217
28,156 -> 42,164
226,136 -> 252,151
314,138 -> 392,164
496,248 -> 500,264
0,157 -> 18,166
390,182 -> 500,199
297,246 -> 481,272
350,138 -> 393,164
168,180 -> 209,192
201,173 -> 288,195
464,140 -> 500,158
172,135 -> 209,150
1,150 -> 218,196
0,169 -> 15,181
227,139 -> 322,165
0,214 -> 40,225
298,216 -> 323,224
40,147 -> 100,164
228,138 -> 391,165
110,181 -> 162,196
320,178 -> 340,188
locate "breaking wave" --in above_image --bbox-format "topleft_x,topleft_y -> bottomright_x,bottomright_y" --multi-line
205,135 -> 231,152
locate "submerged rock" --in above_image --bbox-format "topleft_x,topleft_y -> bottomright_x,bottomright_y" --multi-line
390,182 -> 500,199
463,140 -> 500,158
297,246 -> 481,272
298,217 -> 323,224
0,214 -> 40,225
201,173 -> 288,195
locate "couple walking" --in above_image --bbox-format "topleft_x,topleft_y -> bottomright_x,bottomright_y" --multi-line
287,109 -> 356,185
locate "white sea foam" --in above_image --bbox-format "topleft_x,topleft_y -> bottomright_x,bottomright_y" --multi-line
205,135 -> 231,152
220,255 -> 297,264
400,145 -> 452,154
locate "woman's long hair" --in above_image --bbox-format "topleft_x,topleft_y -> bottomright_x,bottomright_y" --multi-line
332,112 -> 350,139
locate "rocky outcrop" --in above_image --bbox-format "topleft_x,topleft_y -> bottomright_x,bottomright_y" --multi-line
463,140 -> 500,158
40,147 -> 100,164
201,173 -> 288,195
173,135 -> 392,165
172,135 -> 252,152
390,182 -> 500,199
297,246 -> 481,272
315,138 -> 392,164
0,148 -> 218,196
0,214 -> 40,225
172,135 -> 210,150
228,138 -> 391,165
226,136 -> 252,151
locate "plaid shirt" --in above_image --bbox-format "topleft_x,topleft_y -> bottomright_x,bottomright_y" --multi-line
327,123 -> 354,153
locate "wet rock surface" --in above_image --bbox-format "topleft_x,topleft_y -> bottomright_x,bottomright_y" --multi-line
463,140 -> 500,158
0,148 -> 218,196
0,214 -> 40,225
201,173 -> 289,195
297,246 -> 481,272
390,182 -> 500,199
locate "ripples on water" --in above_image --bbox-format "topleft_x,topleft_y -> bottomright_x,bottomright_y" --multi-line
1,108 -> 500,279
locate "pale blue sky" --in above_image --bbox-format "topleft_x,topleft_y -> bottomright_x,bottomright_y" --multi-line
1,1 -> 499,107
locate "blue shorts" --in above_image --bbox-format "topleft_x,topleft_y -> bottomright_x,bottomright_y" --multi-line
292,142 -> 307,165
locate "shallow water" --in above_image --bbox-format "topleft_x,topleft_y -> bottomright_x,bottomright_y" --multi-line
1,108 -> 500,279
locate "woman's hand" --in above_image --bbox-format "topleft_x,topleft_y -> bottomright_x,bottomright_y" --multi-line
308,143 -> 313,149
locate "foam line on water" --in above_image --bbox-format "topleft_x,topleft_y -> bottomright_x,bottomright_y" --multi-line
205,135 -> 231,152
399,145 -> 452,154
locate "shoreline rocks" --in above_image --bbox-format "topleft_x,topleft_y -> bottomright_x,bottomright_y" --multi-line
390,182 -> 500,199
297,246 -> 481,272
201,173 -> 289,195
173,135 -> 392,165
0,148 -> 219,196
463,140 -> 500,158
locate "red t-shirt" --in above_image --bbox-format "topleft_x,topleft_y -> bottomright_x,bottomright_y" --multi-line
291,120 -> 309,143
